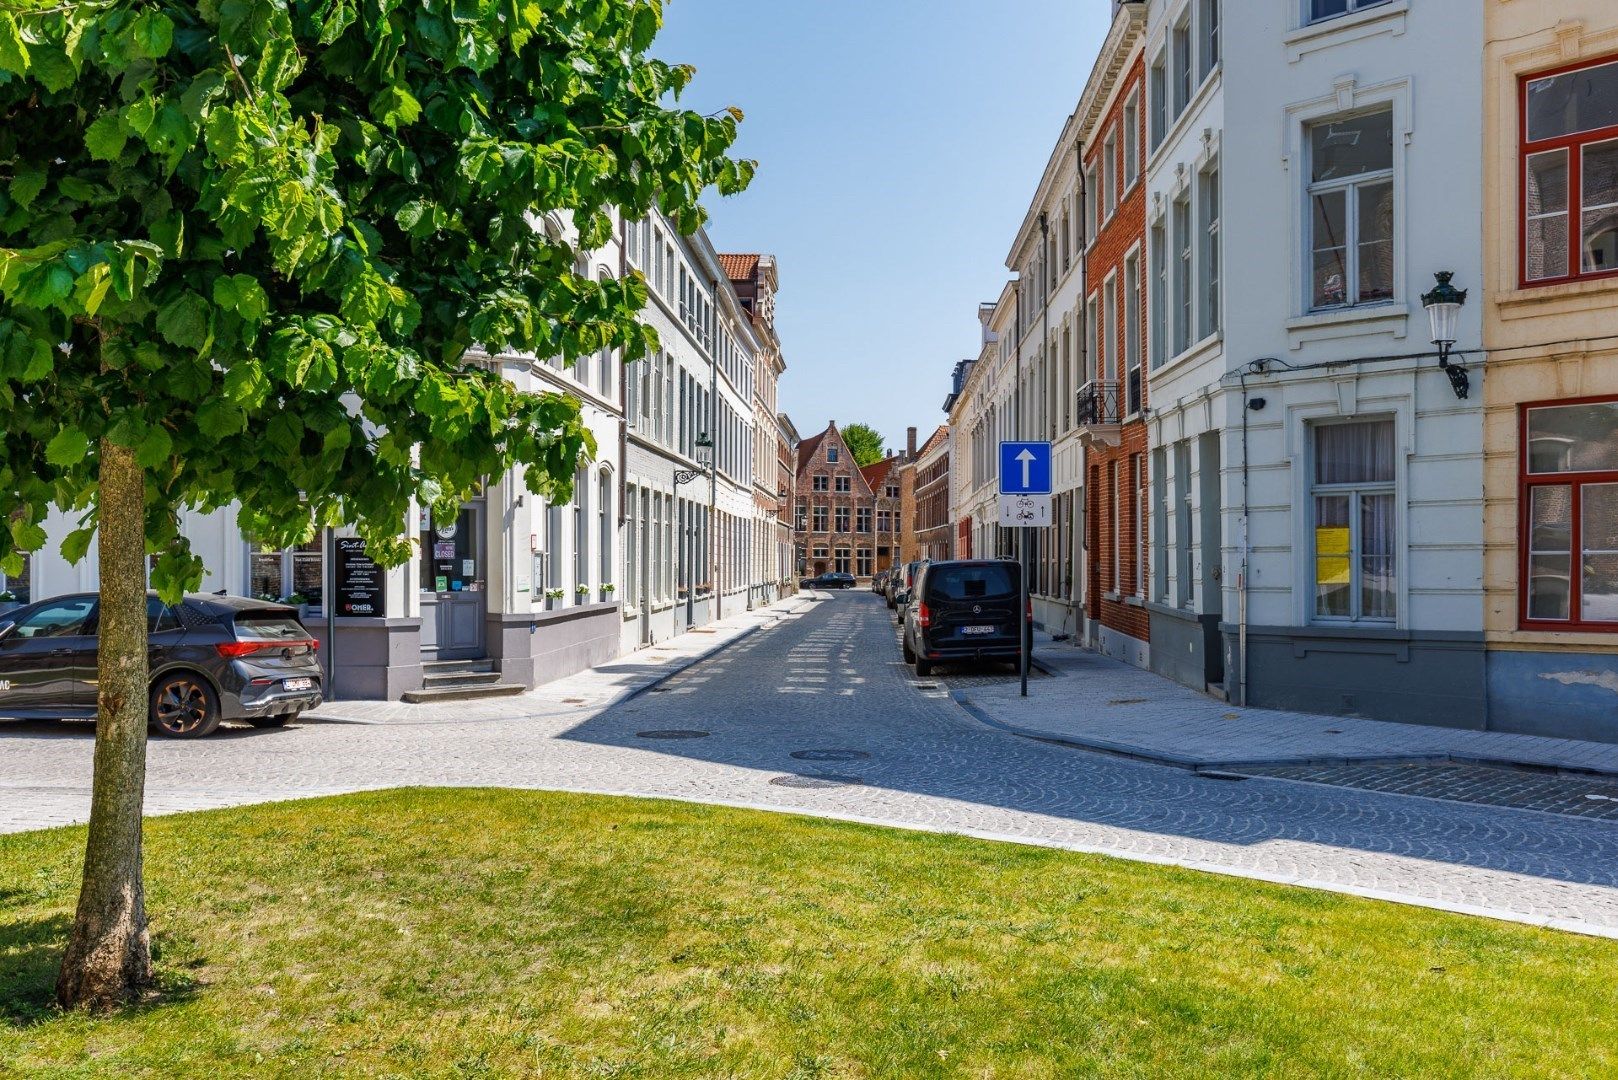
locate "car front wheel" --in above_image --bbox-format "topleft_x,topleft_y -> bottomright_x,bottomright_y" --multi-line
150,673 -> 222,738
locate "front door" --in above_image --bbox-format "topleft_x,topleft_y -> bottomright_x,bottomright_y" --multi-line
0,595 -> 98,715
420,504 -> 488,660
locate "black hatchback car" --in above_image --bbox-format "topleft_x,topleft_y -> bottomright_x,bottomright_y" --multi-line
0,592 -> 323,737
901,560 -> 1031,676
806,572 -> 856,590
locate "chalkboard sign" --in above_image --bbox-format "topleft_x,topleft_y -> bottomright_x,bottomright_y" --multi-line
334,537 -> 386,617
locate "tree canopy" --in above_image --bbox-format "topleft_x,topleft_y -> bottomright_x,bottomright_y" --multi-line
0,0 -> 755,595
840,422 -> 886,467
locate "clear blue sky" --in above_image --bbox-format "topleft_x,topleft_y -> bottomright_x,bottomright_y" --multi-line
654,1 -> 1110,456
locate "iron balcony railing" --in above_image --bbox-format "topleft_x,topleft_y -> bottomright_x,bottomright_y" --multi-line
1076,380 -> 1123,427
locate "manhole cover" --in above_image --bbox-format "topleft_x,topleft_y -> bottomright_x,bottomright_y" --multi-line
1108,698 -> 1148,705
790,749 -> 872,762
769,773 -> 864,789
562,698 -> 585,704
636,729 -> 710,740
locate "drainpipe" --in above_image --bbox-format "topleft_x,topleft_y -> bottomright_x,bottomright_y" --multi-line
1075,138 -> 1090,640
1238,368 -> 1251,707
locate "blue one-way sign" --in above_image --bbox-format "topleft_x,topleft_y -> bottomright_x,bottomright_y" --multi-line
999,441 -> 1052,495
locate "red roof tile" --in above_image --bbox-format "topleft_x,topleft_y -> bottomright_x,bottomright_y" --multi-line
718,253 -> 761,283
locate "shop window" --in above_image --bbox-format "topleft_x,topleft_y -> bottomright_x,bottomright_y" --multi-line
1522,398 -> 1618,627
250,540 -> 324,611
0,551 -> 31,604
1522,56 -> 1618,285
1311,419 -> 1396,622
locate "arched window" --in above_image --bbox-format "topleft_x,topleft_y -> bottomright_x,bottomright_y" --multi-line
598,469 -> 613,595
573,467 -> 589,603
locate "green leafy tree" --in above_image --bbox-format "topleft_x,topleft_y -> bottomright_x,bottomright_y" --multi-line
840,422 -> 886,467
0,0 -> 752,1009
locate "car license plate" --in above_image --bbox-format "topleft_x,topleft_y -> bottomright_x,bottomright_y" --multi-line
961,625 -> 996,636
283,677 -> 314,692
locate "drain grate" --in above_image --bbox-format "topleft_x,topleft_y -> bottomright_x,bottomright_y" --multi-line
769,773 -> 864,789
636,729 -> 710,740
1108,698 -> 1148,705
791,749 -> 872,762
562,698 -> 585,704
913,683 -> 939,691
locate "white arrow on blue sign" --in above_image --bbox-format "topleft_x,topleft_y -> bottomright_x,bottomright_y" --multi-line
999,441 -> 1053,495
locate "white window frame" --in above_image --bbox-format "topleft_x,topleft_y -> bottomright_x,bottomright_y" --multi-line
1305,110 -> 1394,312
1123,89 -> 1140,190
1200,164 -> 1221,339
1306,0 -> 1392,26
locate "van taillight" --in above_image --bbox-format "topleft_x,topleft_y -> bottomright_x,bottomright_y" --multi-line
1026,597 -> 1033,622
918,603 -> 931,629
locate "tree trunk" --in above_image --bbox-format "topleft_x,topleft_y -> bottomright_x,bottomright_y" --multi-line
56,439 -> 153,1010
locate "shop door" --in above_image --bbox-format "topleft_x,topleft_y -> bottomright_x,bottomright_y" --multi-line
420,504 -> 487,660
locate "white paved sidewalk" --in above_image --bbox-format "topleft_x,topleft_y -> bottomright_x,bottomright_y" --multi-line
963,635 -> 1618,775
305,592 -> 821,726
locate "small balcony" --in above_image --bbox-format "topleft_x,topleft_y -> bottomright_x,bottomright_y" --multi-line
1075,380 -> 1123,447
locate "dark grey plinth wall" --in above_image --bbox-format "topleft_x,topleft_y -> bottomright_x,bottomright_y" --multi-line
325,618 -> 424,701
1222,624 -> 1487,727
1488,649 -> 1618,744
486,603 -> 622,689
1148,603 -> 1222,692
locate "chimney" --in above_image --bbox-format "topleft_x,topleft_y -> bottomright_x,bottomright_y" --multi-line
906,427 -> 918,459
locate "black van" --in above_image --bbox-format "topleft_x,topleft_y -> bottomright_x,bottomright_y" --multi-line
901,560 -> 1030,676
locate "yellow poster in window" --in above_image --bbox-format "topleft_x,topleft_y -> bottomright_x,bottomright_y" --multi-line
1315,526 -> 1350,586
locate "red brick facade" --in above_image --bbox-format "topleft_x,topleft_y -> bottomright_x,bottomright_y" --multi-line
1083,55 -> 1149,646
793,423 -> 902,579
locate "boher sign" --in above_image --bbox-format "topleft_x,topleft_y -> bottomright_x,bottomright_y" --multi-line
334,537 -> 386,618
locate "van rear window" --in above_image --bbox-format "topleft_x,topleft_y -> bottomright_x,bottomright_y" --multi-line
233,614 -> 309,641
928,565 -> 1016,600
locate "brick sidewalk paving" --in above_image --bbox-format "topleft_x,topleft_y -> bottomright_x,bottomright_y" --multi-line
957,634 -> 1618,775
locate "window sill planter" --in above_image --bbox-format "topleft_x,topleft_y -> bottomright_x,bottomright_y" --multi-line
600,586 -> 617,604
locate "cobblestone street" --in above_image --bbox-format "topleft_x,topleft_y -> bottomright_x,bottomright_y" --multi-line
4,591 -> 1618,936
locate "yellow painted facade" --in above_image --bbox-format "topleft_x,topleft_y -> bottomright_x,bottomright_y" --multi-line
1483,3 -> 1618,654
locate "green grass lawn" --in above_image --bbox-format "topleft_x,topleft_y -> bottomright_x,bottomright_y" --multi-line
2,790 -> 1615,1078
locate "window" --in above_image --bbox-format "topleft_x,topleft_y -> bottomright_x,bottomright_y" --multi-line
1125,252 -> 1142,414
835,506 -> 850,532
0,551 -> 31,604
249,539 -> 324,610
1102,277 -> 1117,385
1150,222 -> 1167,369
9,596 -> 94,639
1522,57 -> 1618,285
1085,294 -> 1100,386
827,446 -> 839,463
1521,399 -> 1618,626
1173,195 -> 1192,354
1174,441 -> 1194,607
813,475 -> 829,492
857,507 -> 872,533
1201,0 -> 1220,80
1309,0 -> 1391,23
625,485 -> 640,608
1308,110 -> 1394,309
857,550 -> 874,577
573,469 -> 589,601
1110,460 -> 1122,591
1123,91 -> 1140,189
1201,166 -> 1221,338
877,509 -> 893,532
1134,454 -> 1147,597
835,475 -> 851,493
887,484 -> 899,498
599,472 -> 613,593
1087,165 -> 1100,236
1150,51 -> 1168,150
1311,419 -> 1396,622
1173,18 -> 1192,116
812,505 -> 828,532
1102,130 -> 1117,218
835,548 -> 851,574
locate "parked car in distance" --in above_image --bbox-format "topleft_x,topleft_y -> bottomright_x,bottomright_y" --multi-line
871,570 -> 889,595
893,559 -> 930,625
805,572 -> 856,590
0,592 -> 323,738
901,559 -> 1031,677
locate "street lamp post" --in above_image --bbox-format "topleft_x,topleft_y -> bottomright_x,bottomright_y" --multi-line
675,433 -> 714,629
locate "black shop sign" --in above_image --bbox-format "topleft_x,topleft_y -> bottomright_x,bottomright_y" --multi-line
334,537 -> 386,618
